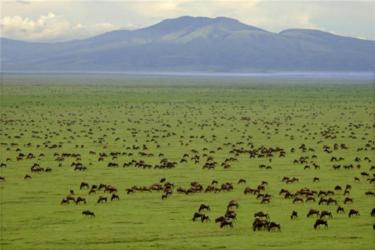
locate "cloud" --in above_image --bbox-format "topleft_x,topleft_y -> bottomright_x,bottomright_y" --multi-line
1,0 -> 374,41
0,12 -> 118,41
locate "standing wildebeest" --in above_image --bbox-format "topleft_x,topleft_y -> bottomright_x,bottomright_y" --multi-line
348,209 -> 360,217
290,211 -> 298,219
314,219 -> 328,229
201,215 -> 210,223
220,219 -> 233,228
320,210 -> 333,219
238,179 -> 246,184
82,210 -> 95,217
371,208 -> 375,217
307,209 -> 320,217
268,222 -> 281,231
336,206 -> 345,214
80,182 -> 89,190
75,197 -> 86,205
254,211 -> 269,219
192,212 -> 204,221
198,204 -> 210,212
97,196 -> 107,203
111,194 -> 120,201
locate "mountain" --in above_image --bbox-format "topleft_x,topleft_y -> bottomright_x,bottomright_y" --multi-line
1,16 -> 375,72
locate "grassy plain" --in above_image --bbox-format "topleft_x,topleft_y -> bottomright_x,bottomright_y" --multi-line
0,74 -> 374,250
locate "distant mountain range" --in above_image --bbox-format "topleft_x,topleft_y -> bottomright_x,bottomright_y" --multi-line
1,16 -> 375,73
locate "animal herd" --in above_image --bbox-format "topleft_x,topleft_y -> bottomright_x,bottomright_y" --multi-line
0,83 -> 374,243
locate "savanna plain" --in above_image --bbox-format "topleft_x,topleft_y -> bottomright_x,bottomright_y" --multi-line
0,74 -> 374,250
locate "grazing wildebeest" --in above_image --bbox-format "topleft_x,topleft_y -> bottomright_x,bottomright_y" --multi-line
97,196 -> 107,203
192,212 -> 204,221
336,206 -> 345,214
252,218 -> 269,231
82,210 -> 95,217
290,210 -> 298,219
254,211 -> 269,219
0,176 -> 6,181
75,197 -> 86,205
227,200 -> 239,209
60,198 -> 69,205
201,215 -> 210,223
80,182 -> 89,190
126,188 -> 135,194
371,208 -> 375,217
307,209 -> 320,217
238,179 -> 246,184
111,194 -> 120,201
344,197 -> 353,204
220,219 -> 233,228
24,174 -> 32,179
198,204 -> 210,212
320,210 -> 333,219
314,219 -> 328,229
348,209 -> 360,217
313,177 -> 320,182
268,222 -> 281,231
215,216 -> 225,223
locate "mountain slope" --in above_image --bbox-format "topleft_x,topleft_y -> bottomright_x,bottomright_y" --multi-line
1,16 -> 374,72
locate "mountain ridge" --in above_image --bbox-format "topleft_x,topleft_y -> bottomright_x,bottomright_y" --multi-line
1,16 -> 375,72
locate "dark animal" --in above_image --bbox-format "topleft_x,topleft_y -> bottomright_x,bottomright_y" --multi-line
192,212 -> 204,221
97,196 -> 107,203
314,219 -> 328,229
111,194 -> 120,201
307,209 -> 320,217
336,206 -> 345,214
82,210 -> 95,217
291,210 -> 298,219
80,182 -> 89,189
198,204 -> 210,212
348,209 -> 360,217
220,219 -> 233,228
75,197 -> 86,205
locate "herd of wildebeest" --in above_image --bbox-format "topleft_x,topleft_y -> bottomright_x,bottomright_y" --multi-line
1,112 -> 374,233
0,82 -> 375,241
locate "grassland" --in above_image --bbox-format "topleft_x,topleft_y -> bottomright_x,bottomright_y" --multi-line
0,74 -> 374,250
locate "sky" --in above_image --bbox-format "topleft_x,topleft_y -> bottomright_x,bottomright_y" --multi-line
1,0 -> 375,42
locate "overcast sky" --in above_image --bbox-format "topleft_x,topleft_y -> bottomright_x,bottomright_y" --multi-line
1,0 -> 374,42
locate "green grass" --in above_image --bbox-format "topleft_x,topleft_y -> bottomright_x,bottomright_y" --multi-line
0,74 -> 374,250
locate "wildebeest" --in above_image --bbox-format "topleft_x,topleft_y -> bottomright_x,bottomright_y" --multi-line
111,194 -> 120,201
220,219 -> 233,228
201,215 -> 210,223
320,210 -> 333,219
75,197 -> 86,205
254,211 -> 269,219
82,210 -> 95,217
314,219 -> 328,229
97,196 -> 107,203
192,212 -> 204,221
371,208 -> 375,217
80,182 -> 89,190
198,204 -> 210,212
290,210 -> 298,219
348,209 -> 360,217
336,206 -> 345,214
307,209 -> 320,217
238,179 -> 246,184
268,222 -> 281,231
